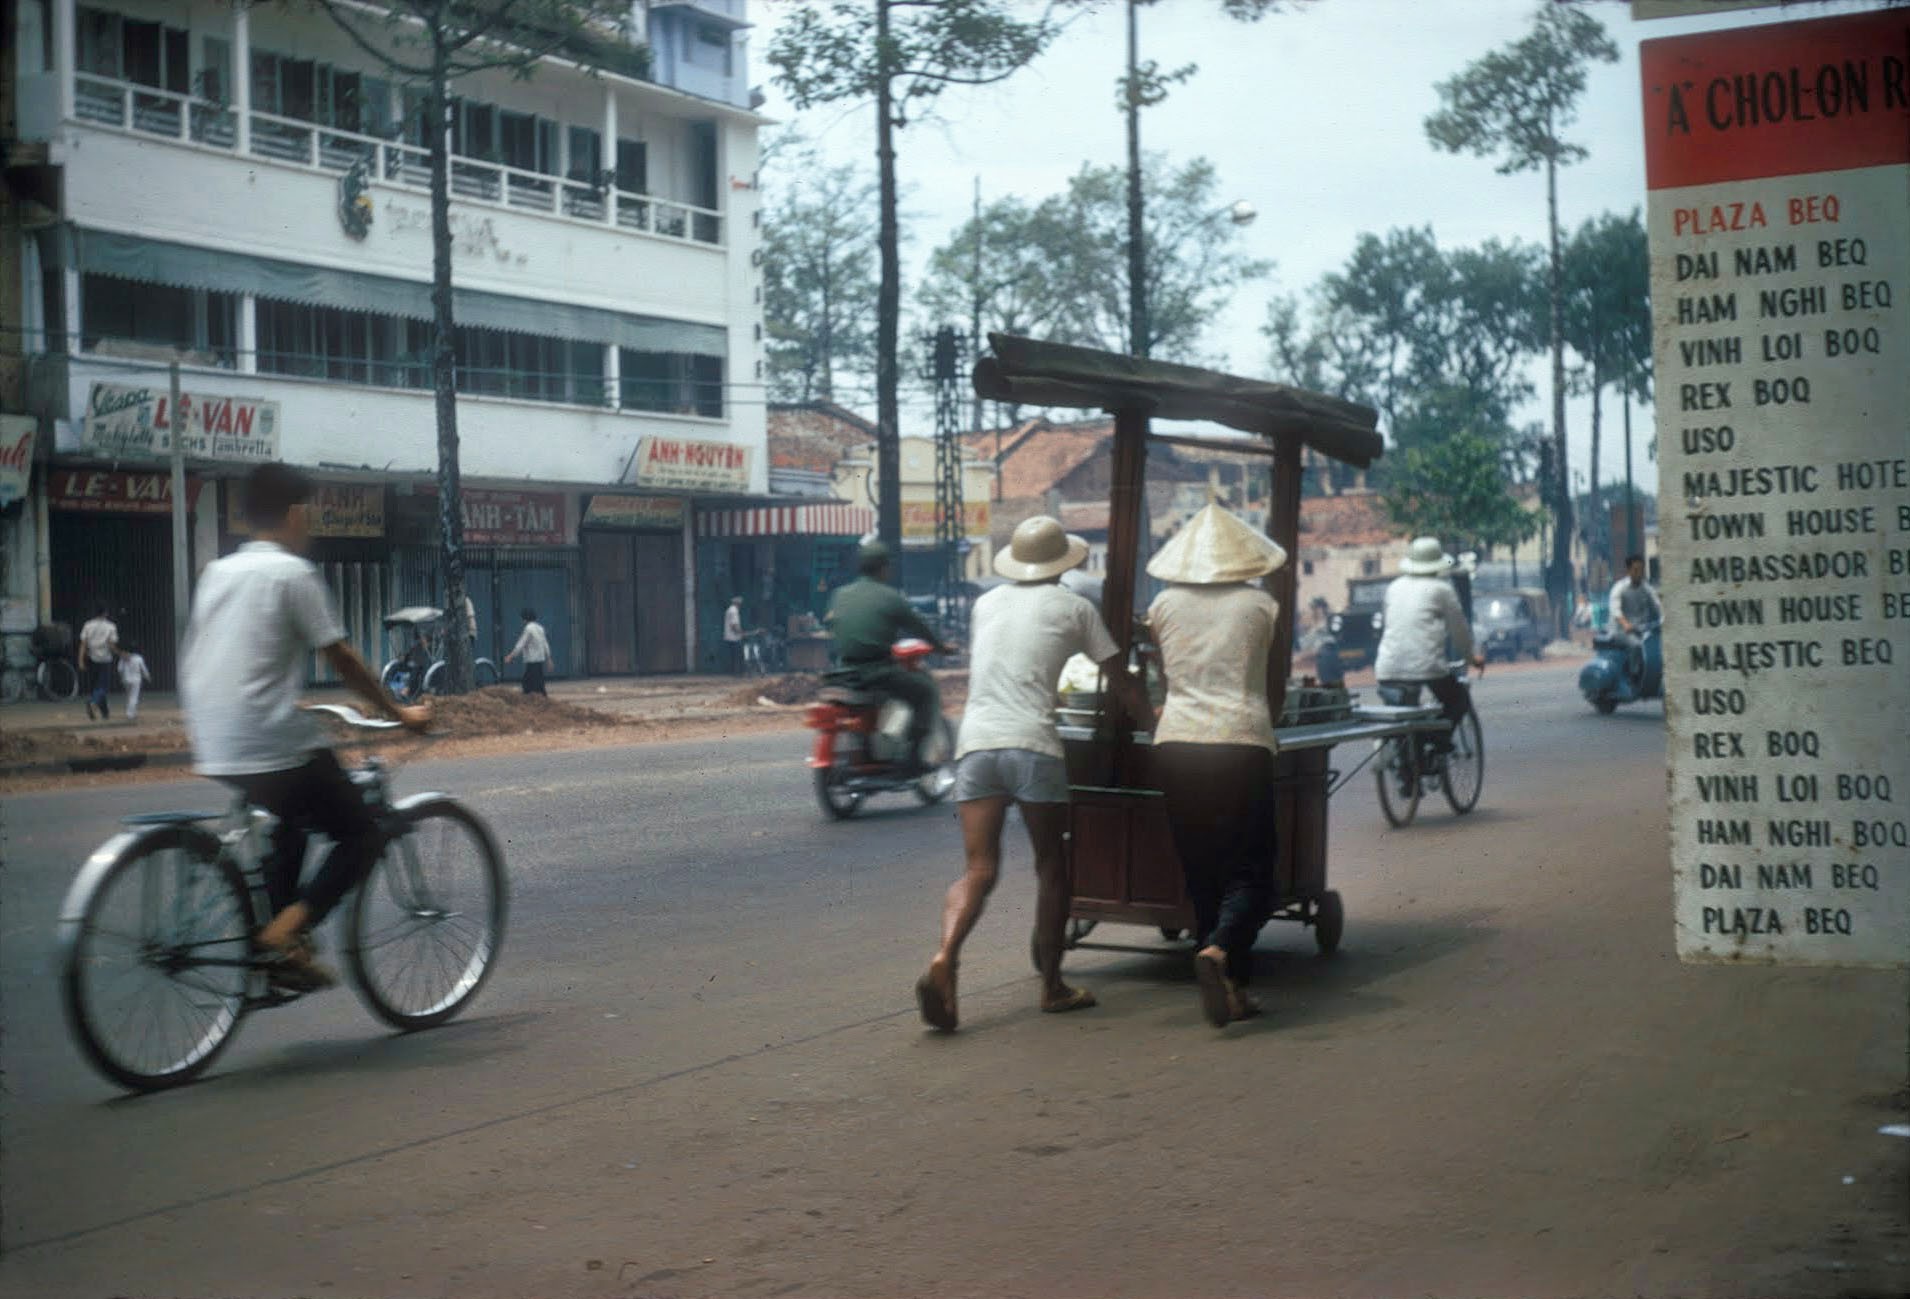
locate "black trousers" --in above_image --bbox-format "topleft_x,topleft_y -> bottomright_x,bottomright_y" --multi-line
87,660 -> 115,713
1380,676 -> 1470,749
1155,743 -> 1276,986
521,661 -> 547,695
853,663 -> 939,746
725,640 -> 743,675
221,750 -> 385,926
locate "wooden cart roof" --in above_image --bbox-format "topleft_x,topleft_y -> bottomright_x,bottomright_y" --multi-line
972,333 -> 1384,469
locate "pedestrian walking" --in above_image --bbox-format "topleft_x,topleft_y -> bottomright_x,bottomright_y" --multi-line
118,643 -> 151,720
78,603 -> 118,720
1144,504 -> 1286,1028
723,595 -> 746,674
913,515 -> 1150,1032
504,607 -> 551,695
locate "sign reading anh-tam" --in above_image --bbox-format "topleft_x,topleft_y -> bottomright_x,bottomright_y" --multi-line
629,436 -> 752,494
0,415 -> 33,508
1645,10 -> 1909,968
83,383 -> 280,462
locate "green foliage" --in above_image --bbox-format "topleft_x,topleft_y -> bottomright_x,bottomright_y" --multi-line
1381,430 -> 1542,556
1423,4 -> 1618,175
1264,227 -> 1543,450
312,0 -> 633,80
761,134 -> 879,403
1563,208 -> 1652,401
926,155 -> 1268,363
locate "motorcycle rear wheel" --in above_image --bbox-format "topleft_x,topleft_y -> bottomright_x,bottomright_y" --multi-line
1592,696 -> 1618,715
815,734 -> 865,820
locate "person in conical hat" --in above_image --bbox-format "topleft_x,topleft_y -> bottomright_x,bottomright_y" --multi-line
1144,503 -> 1288,1028
1373,536 -> 1484,755
913,515 -> 1151,1032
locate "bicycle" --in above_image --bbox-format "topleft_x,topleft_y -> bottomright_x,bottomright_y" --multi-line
0,652 -> 81,704
740,628 -> 787,677
380,607 -> 499,703
57,704 -> 508,1092
1372,662 -> 1484,828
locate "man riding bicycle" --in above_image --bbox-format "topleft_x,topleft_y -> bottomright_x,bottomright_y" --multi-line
1374,536 -> 1486,752
825,542 -> 952,771
180,463 -> 428,990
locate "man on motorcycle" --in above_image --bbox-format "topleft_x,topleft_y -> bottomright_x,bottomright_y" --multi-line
1608,554 -> 1662,680
1374,536 -> 1485,752
825,542 -> 951,769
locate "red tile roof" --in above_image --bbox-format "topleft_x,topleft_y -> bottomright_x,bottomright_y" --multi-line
767,402 -> 877,473
960,417 -> 1116,501
1299,491 -> 1398,548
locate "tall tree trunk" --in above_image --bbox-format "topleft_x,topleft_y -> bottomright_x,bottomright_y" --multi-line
872,0 -> 902,552
970,176 -> 984,433
1588,363 -> 1603,582
819,244 -> 834,403
1622,370 -> 1637,557
1124,0 -> 1147,358
1545,144 -> 1573,636
428,50 -> 473,694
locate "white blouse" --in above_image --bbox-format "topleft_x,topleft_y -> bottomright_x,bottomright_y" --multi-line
1147,583 -> 1279,754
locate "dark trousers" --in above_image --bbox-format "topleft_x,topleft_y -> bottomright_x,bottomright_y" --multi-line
1155,743 -> 1276,986
521,661 -> 547,695
221,750 -> 385,927
854,663 -> 940,747
1380,676 -> 1471,750
87,660 -> 114,714
725,640 -> 743,675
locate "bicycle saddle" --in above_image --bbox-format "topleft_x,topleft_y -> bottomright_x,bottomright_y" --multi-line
121,811 -> 222,826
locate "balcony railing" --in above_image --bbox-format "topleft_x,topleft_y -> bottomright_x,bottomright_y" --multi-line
70,73 -> 724,248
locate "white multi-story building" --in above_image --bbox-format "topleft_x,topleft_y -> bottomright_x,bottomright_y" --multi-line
3,0 -> 766,685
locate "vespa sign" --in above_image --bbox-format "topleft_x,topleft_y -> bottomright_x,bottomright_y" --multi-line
0,415 -> 33,508
83,382 -> 280,463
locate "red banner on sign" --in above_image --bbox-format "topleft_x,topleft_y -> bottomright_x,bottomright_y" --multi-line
49,469 -> 205,515
1642,10 -> 1910,190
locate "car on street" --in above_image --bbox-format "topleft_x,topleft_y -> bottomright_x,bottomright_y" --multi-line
1328,576 -> 1391,668
1473,588 -> 1551,662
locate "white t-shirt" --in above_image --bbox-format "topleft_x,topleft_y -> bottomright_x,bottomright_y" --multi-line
957,582 -> 1119,761
118,652 -> 150,687
181,541 -> 348,776
1148,583 -> 1280,753
80,617 -> 118,663
511,621 -> 551,664
723,604 -> 744,642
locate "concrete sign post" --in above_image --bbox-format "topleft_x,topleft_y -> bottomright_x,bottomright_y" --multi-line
1645,10 -> 1909,967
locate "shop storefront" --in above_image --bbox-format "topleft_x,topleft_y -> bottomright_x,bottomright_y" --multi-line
694,501 -> 872,673
580,493 -> 690,675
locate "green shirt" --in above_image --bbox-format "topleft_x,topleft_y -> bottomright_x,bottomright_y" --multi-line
826,577 -> 937,667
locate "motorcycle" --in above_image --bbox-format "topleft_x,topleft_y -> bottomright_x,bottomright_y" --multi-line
806,638 -> 957,820
1579,619 -> 1663,714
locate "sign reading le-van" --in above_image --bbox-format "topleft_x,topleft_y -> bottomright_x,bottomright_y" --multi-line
1645,9 -> 1909,969
83,382 -> 280,462
629,435 -> 752,494
50,468 -> 206,515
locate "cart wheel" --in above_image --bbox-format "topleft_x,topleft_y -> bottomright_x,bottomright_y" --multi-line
1158,926 -> 1187,942
1313,891 -> 1344,956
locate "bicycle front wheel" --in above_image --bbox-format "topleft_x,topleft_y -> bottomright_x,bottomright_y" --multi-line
61,828 -> 255,1091
347,797 -> 507,1030
1442,709 -> 1485,815
42,658 -> 80,701
1375,736 -> 1420,828
474,658 -> 500,688
381,658 -> 420,704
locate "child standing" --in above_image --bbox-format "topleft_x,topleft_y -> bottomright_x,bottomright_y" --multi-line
504,607 -> 550,695
118,643 -> 152,720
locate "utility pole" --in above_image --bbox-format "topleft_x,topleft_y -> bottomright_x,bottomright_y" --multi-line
969,176 -> 985,436
168,361 -> 190,655
1124,0 -> 1147,359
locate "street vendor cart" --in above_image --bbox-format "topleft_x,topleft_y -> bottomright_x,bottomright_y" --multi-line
972,334 -> 1450,961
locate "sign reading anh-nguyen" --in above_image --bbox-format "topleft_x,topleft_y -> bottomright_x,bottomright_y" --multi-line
83,382 -> 280,462
1645,10 -> 1909,967
628,435 -> 752,494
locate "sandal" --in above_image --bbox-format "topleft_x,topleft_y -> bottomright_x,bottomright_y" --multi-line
254,929 -> 338,992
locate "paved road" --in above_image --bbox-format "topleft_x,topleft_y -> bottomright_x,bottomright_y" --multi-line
2,663 -> 1903,1298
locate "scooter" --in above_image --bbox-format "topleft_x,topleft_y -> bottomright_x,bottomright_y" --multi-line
805,638 -> 956,820
1579,619 -> 1663,714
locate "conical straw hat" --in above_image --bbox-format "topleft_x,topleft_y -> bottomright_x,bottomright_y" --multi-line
1146,503 -> 1288,585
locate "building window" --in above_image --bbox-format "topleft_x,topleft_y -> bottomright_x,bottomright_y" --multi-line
81,275 -> 237,365
1302,560 -> 1315,576
692,24 -> 733,77
615,138 -> 648,193
567,125 -> 602,184
1361,557 -> 1379,576
620,349 -> 723,417
257,299 -> 428,387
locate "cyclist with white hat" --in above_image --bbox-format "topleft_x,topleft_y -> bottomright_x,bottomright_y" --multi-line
1374,536 -> 1486,752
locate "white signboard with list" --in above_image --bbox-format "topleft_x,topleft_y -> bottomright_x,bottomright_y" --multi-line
1645,11 -> 1909,967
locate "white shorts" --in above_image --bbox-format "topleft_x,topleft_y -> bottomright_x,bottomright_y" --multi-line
953,748 -> 1071,804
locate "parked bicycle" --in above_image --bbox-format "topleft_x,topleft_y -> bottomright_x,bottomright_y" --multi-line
58,704 -> 508,1092
1372,661 -> 1484,828
740,628 -> 788,677
0,625 -> 81,705
381,606 -> 500,702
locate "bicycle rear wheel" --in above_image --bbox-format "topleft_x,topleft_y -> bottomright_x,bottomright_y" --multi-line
1441,709 -> 1485,814
474,658 -> 500,688
1375,736 -> 1420,828
61,828 -> 255,1091
347,797 -> 507,1031
41,658 -> 80,701
381,658 -> 421,704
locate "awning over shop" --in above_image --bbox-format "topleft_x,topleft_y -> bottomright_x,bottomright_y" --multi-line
51,226 -> 726,357
696,502 -> 873,538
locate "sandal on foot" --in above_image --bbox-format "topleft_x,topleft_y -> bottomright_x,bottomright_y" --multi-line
915,970 -> 957,1031
1194,949 -> 1234,1028
1040,987 -> 1098,1014
254,932 -> 338,992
